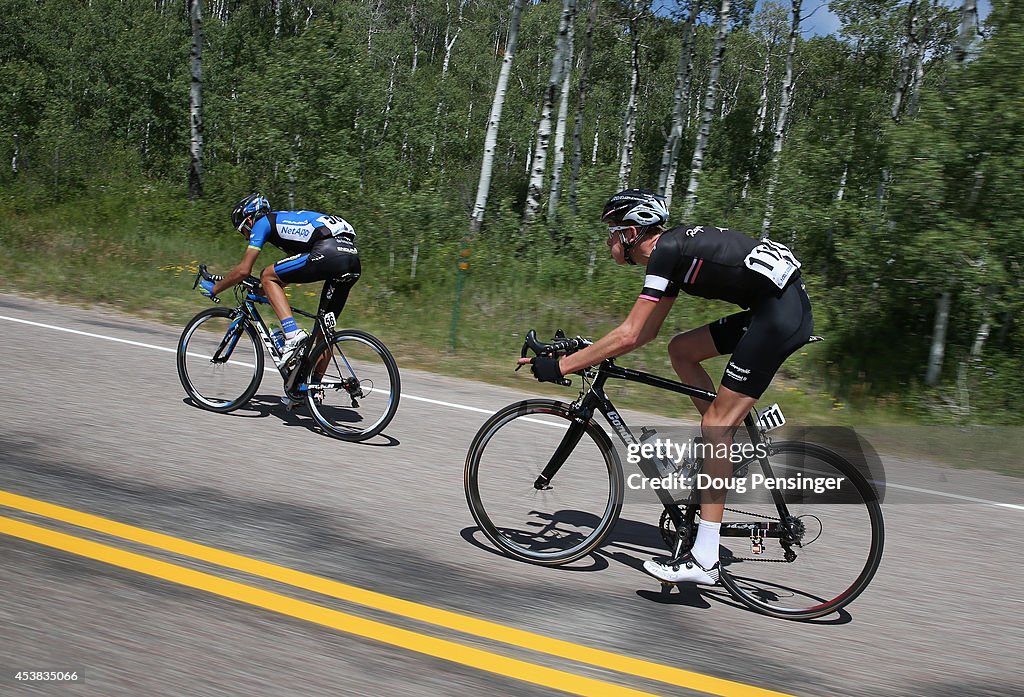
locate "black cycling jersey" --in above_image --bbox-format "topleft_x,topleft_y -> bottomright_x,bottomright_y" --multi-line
639,225 -> 801,309
248,211 -> 356,256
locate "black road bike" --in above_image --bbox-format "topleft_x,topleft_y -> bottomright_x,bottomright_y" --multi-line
176,265 -> 400,442
464,330 -> 883,619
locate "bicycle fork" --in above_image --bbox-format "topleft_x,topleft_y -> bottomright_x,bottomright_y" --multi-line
212,315 -> 248,363
533,417 -> 589,490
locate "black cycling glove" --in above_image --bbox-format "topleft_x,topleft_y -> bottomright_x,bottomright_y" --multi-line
531,356 -> 563,383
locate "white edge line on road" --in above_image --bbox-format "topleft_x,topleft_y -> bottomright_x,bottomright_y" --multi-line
0,314 -> 558,429
876,481 -> 1024,511
4,313 -> 1021,511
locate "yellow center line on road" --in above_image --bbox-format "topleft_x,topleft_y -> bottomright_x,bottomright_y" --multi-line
0,490 -> 798,697
1,516 -> 659,697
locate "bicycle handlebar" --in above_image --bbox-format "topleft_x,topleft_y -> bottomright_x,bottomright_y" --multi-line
193,264 -> 266,304
520,329 -> 592,359
519,330 -> 593,388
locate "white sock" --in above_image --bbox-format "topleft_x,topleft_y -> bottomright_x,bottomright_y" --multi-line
691,520 -> 721,569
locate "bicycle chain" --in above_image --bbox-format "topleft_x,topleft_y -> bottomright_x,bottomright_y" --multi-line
722,506 -> 798,564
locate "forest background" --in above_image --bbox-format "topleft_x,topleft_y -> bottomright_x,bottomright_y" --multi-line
0,0 -> 1020,427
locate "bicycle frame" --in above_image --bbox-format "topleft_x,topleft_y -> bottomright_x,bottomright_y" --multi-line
210,285 -> 351,401
546,358 -> 798,551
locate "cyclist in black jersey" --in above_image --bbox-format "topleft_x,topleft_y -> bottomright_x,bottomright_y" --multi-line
199,193 -> 361,406
518,188 -> 813,586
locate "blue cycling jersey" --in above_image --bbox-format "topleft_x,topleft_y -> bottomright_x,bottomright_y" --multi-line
247,211 -> 356,255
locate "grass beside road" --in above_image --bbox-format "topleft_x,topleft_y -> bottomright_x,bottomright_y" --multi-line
6,186 -> 1018,480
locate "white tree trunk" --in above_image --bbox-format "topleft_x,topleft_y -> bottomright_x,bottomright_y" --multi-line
471,0 -> 527,235
569,0 -> 599,213
836,162 -> 849,201
524,0 -> 576,226
925,290 -> 952,386
892,0 -> 925,123
908,32 -> 926,117
410,0 -> 419,75
288,134 -> 301,209
367,0 -> 383,52
760,0 -> 801,238
657,0 -> 701,203
720,76 -> 741,119
441,5 -> 460,79
954,0 -> 978,62
740,46 -> 771,200
382,55 -> 398,138
428,0 -> 462,163
188,0 -> 204,199
547,10 -> 576,220
970,316 -> 990,360
683,0 -> 731,217
617,3 -> 642,189
591,113 -> 600,164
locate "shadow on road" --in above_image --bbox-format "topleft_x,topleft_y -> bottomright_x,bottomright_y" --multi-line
462,513 -> 859,623
458,526 -> 611,572
181,395 -> 400,447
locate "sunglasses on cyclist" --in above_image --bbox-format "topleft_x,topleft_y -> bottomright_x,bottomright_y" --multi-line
607,224 -> 637,237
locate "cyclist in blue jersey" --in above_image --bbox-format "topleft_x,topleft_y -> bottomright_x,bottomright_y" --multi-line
199,194 -> 361,404
518,189 -> 813,586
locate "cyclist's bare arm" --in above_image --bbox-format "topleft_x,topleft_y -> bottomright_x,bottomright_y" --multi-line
212,247 -> 261,296
551,296 -> 675,375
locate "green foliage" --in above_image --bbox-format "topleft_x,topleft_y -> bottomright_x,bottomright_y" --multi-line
0,0 -> 1021,424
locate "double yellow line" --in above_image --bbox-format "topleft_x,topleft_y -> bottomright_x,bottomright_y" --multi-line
0,491 -> 797,697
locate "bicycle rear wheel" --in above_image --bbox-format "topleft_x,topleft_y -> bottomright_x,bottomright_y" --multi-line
717,441 -> 884,619
464,400 -> 623,565
304,329 -> 400,442
177,307 -> 264,413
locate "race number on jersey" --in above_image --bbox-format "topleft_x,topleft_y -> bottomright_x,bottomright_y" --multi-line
316,215 -> 355,239
744,239 -> 801,289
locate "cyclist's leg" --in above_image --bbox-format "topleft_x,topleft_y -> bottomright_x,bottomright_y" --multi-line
645,284 -> 812,583
262,253 -> 312,327
312,254 -> 361,379
698,388 -> 756,524
702,280 -> 814,521
668,312 -> 750,415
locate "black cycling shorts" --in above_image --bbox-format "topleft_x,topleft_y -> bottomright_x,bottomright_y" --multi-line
708,280 -> 813,398
272,241 -> 361,318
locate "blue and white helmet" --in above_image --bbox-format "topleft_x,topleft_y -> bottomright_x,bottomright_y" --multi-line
601,189 -> 669,227
231,193 -> 271,233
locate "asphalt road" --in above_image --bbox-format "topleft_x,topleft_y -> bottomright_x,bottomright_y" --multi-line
1,292 -> 1021,697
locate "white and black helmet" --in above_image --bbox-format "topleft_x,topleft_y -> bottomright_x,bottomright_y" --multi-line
602,189 -> 669,227
231,193 -> 271,234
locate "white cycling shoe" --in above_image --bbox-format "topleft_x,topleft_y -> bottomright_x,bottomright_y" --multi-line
280,329 -> 309,360
643,553 -> 720,585
280,387 -> 323,410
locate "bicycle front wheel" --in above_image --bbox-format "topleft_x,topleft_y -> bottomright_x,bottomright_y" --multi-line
464,400 -> 623,565
305,329 -> 400,442
717,441 -> 884,620
177,307 -> 264,413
